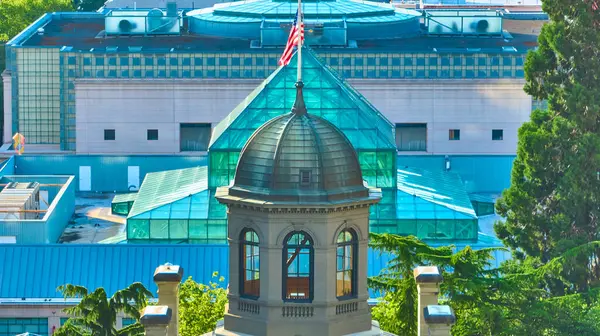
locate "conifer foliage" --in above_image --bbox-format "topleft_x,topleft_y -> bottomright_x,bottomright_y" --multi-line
495,0 -> 600,292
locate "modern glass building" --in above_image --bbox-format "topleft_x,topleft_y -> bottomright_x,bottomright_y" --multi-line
123,47 -> 479,244
2,0 -> 543,150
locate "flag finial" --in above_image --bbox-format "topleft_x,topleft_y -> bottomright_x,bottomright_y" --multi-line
291,81 -> 307,116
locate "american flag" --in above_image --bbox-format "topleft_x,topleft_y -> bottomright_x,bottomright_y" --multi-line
278,10 -> 304,66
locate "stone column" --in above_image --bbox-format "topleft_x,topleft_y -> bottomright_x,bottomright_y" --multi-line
141,306 -> 172,336
2,70 -> 12,144
424,305 -> 456,336
154,264 -> 184,336
413,266 -> 443,336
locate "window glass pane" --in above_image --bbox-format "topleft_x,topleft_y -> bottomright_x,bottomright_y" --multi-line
147,129 -> 159,141
104,129 -> 115,140
241,229 -> 260,297
396,123 -> 427,151
449,129 -> 460,140
180,123 -> 211,151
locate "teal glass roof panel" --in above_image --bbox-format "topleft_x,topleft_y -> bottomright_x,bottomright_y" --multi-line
128,166 -> 208,218
112,192 -> 137,204
469,193 -> 495,204
396,167 -> 477,219
198,15 -> 263,23
205,0 -> 399,18
209,46 -> 396,152
346,9 -> 418,23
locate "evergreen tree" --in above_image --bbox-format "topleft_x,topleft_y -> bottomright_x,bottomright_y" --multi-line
369,233 -> 600,336
495,0 -> 600,292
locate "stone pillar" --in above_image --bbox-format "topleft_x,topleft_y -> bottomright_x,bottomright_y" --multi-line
141,306 -> 172,336
413,266 -> 443,336
424,305 -> 456,336
2,70 -> 12,144
154,264 -> 184,336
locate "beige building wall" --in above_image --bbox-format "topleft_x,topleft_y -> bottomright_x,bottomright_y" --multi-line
74,78 -> 531,155
221,204 -> 374,336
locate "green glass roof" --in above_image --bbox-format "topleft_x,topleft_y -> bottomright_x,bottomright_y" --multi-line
128,166 -> 208,218
112,192 -> 138,204
209,46 -> 396,152
396,167 -> 477,219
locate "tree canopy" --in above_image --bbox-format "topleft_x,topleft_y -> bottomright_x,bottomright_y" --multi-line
494,0 -> 600,292
0,0 -> 74,42
55,282 -> 152,336
369,233 -> 600,336
178,273 -> 228,336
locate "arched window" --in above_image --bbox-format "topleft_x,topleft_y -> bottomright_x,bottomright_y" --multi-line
336,229 -> 357,299
283,231 -> 314,302
240,229 -> 260,298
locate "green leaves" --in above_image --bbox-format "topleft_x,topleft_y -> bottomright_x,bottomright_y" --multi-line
178,274 -> 227,336
369,233 -> 600,336
0,0 -> 74,42
55,282 -> 152,336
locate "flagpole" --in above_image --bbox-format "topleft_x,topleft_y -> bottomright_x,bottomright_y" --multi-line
297,0 -> 302,82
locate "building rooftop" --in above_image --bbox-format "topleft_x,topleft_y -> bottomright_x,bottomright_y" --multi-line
128,166 -> 207,218
10,9 -> 542,54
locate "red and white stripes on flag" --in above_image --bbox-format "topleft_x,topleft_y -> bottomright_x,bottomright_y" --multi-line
278,10 -> 304,66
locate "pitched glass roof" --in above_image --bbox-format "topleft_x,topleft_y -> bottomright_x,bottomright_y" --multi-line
396,166 -> 477,219
127,166 -> 208,218
112,192 -> 138,204
209,46 -> 396,152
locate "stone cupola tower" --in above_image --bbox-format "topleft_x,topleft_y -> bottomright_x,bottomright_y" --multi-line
215,82 -> 382,336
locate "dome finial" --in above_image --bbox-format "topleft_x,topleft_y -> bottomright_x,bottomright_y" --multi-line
291,81 -> 307,116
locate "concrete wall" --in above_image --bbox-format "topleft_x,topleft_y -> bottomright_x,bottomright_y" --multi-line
351,79 -> 531,155
2,70 -> 11,144
75,78 -> 531,155
0,175 -> 74,244
75,79 -> 260,154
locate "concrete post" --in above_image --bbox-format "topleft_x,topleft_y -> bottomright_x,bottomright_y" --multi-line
154,263 -> 184,336
2,70 -> 12,144
413,266 -> 443,336
424,305 -> 456,336
141,306 -> 172,336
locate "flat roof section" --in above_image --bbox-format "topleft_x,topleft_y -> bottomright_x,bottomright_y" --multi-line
12,11 -> 542,54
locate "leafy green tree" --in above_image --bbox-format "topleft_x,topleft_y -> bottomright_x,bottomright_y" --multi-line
55,282 -> 152,336
369,233 -> 600,336
0,0 -> 74,42
178,273 -> 228,336
494,0 -> 600,292
73,0 -> 107,12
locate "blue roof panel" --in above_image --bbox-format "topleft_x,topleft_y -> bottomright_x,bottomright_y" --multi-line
0,245 -> 229,299
0,244 -> 401,299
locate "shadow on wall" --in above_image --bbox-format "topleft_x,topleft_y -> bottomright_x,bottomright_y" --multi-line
12,154 -> 208,193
